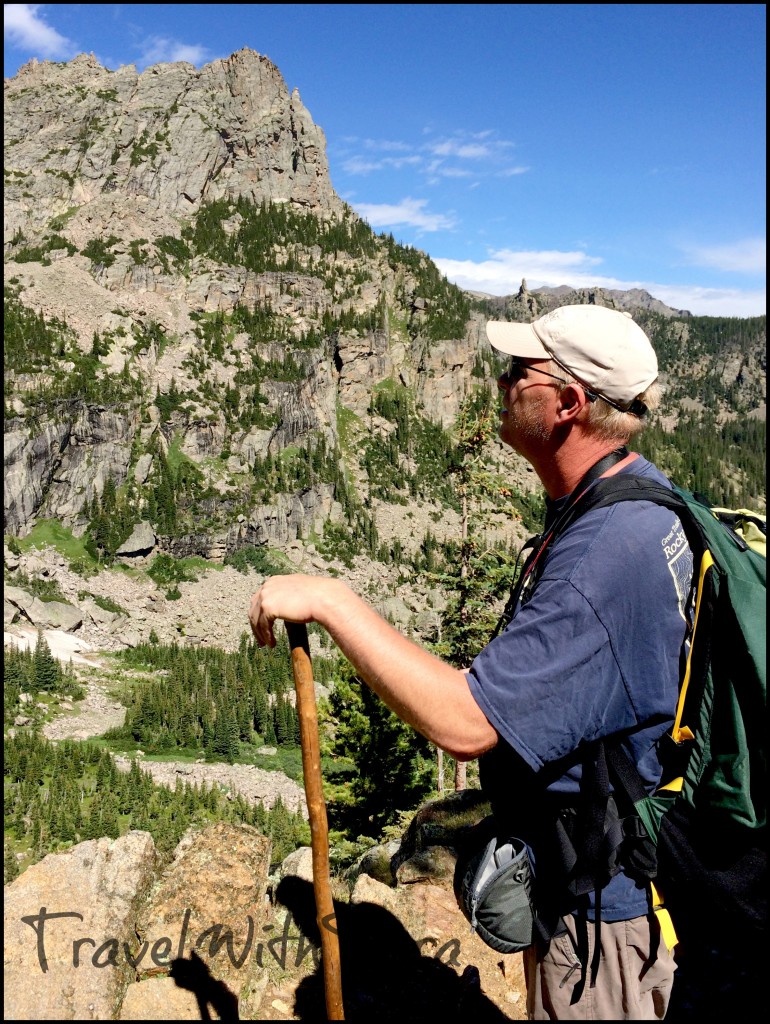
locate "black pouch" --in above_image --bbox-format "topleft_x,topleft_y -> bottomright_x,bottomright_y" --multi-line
455,832 -> 536,954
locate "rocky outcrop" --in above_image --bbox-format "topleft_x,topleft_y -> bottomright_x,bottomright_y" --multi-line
121,822 -> 272,1020
4,405 -> 138,535
479,281 -> 691,321
4,816 -> 526,1021
4,50 -> 343,247
4,831 -> 160,1020
390,789 -> 492,887
415,318 -> 486,427
230,483 -> 338,550
270,356 -> 340,451
5,585 -> 83,631
4,419 -> 73,534
3,47 -> 497,545
115,521 -> 156,558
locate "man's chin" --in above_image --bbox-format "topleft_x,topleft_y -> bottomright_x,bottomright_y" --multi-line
498,426 -> 517,451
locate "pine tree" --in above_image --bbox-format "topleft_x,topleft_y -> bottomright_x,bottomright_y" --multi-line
213,704 -> 238,764
33,630 -> 60,692
83,794 -> 102,840
326,661 -> 434,834
56,802 -> 76,844
4,842 -> 20,884
432,391 -> 520,790
268,797 -> 293,862
264,712 -> 277,746
274,698 -> 289,745
252,801 -> 267,832
253,688 -> 268,734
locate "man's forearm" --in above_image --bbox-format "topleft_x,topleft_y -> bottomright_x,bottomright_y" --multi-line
250,575 -> 497,760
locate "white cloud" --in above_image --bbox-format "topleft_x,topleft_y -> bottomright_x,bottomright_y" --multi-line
352,197 -> 456,232
496,165 -> 530,177
138,36 -> 213,68
361,139 -> 413,153
427,135 -> 516,161
432,248 -> 766,317
342,154 -> 422,175
338,131 -> 524,188
429,140 -> 496,159
342,157 -> 385,175
679,238 -> 766,275
434,248 -> 604,293
425,164 -> 474,179
4,3 -> 75,58
645,284 -> 766,318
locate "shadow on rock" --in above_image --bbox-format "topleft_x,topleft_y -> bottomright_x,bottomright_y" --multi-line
275,876 -> 510,1022
169,950 -> 240,1021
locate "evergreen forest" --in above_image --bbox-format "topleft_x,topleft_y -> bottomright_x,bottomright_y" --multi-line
3,626 -> 441,880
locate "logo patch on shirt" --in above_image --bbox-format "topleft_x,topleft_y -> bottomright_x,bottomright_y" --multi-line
662,517 -> 693,622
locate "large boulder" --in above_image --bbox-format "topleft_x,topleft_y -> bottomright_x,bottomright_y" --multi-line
3,832 -> 160,1020
4,587 -> 83,632
120,822 -> 272,1021
115,521 -> 156,558
392,789 -> 491,888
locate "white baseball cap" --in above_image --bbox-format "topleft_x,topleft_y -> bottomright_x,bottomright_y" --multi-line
486,304 -> 658,412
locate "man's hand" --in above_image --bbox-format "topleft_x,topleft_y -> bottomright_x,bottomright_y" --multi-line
247,572 -> 497,759
248,574 -> 340,647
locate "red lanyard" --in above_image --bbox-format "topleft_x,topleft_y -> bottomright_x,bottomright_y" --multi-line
519,452 -> 638,596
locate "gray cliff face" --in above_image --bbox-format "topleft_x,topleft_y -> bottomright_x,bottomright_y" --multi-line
5,51 -> 763,553
4,50 -> 485,548
5,419 -> 71,530
4,406 -> 138,535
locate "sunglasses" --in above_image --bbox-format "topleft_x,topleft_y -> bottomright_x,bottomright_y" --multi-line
504,357 -> 596,397
503,357 -> 647,416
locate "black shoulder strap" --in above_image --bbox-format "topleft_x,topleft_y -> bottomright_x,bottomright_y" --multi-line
552,475 -> 707,559
490,450 -> 631,639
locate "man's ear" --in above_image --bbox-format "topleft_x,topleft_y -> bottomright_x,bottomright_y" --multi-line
554,383 -> 589,424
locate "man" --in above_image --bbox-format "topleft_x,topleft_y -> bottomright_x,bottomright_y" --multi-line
249,304 -> 690,1020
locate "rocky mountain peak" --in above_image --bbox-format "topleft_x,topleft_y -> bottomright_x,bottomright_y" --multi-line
5,48 -> 504,554
4,47 -> 342,251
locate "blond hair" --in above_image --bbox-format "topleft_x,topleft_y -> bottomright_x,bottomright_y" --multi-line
544,359 -> 661,443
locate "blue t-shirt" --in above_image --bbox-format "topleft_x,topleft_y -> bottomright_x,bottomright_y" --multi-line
467,456 -> 693,921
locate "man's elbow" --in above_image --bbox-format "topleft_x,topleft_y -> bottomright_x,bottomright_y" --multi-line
438,674 -> 498,760
443,726 -> 498,762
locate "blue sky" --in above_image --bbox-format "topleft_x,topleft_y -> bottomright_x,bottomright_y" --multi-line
4,3 -> 766,317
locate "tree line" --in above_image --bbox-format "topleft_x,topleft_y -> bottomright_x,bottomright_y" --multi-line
104,633 -> 336,762
4,633 -> 84,725
635,411 -> 765,507
3,732 -> 309,882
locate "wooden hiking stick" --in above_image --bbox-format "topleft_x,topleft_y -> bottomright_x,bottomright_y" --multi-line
286,622 -> 344,1021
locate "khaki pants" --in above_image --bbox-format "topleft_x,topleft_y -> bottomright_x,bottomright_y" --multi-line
524,913 -> 676,1020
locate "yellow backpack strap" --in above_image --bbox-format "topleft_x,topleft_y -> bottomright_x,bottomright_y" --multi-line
650,881 -> 678,952
651,547 -> 719,951
671,549 -> 715,744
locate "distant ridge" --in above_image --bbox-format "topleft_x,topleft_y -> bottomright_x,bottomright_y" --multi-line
464,282 -> 691,319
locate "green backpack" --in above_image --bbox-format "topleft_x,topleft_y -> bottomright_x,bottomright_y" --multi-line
554,477 -> 766,996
